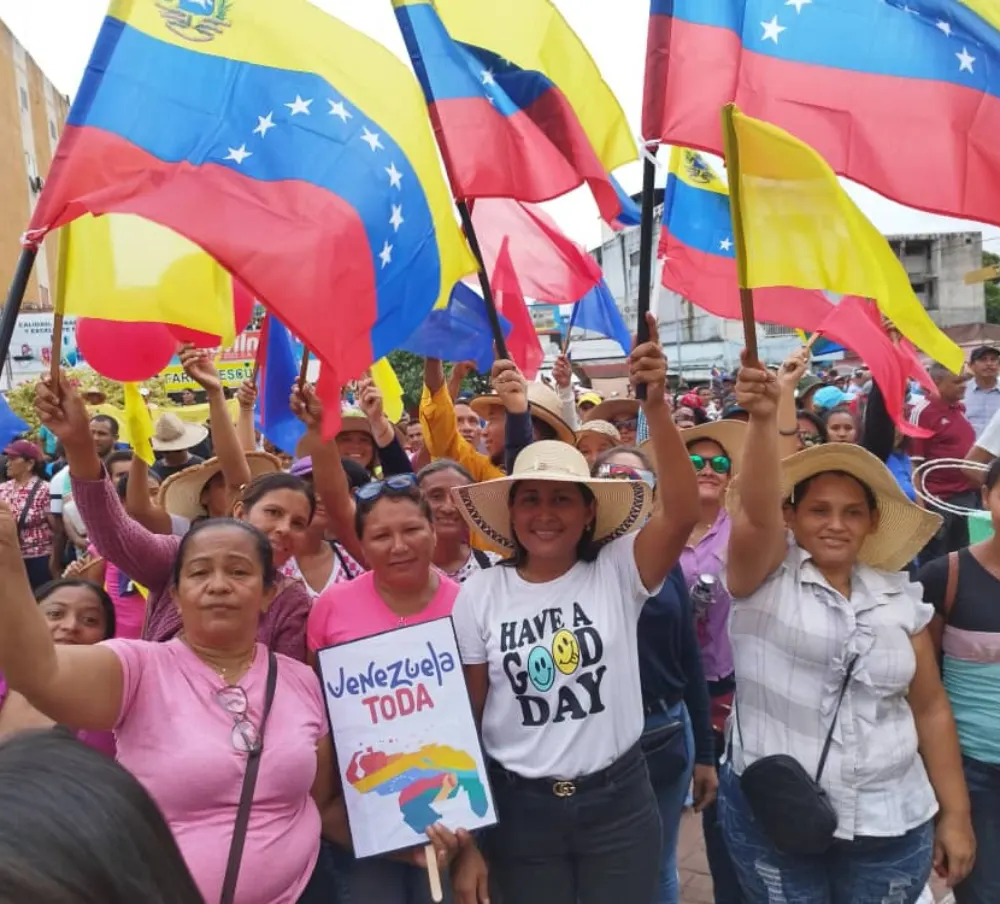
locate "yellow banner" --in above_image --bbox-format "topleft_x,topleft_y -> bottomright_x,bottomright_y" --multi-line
161,361 -> 255,393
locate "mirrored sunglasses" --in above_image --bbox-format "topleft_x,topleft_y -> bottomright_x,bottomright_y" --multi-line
355,473 -> 419,503
689,454 -> 731,475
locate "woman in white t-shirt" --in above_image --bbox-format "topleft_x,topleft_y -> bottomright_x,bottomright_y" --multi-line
450,317 -> 700,904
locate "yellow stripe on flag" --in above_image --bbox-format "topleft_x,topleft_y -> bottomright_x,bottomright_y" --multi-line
123,383 -> 155,465
721,105 -> 964,374
370,357 -> 405,423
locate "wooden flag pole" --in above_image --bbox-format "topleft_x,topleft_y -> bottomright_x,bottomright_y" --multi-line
0,247 -> 38,375
634,152 -> 660,401
297,346 -> 310,388
425,846 -> 443,903
803,331 -> 822,353
50,313 -> 64,389
720,104 -> 759,366
455,200 -> 510,361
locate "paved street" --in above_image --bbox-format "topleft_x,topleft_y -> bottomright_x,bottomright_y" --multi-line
677,811 -> 955,904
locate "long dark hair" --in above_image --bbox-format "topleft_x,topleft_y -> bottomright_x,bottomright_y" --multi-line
499,481 -> 600,568
0,731 -> 203,904
35,579 -> 116,640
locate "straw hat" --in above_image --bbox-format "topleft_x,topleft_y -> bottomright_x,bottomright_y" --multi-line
644,420 -> 747,476
158,452 -> 282,521
584,398 -> 640,425
151,414 -> 209,453
469,383 -> 575,445
575,419 -> 621,446
727,443 -> 941,572
337,409 -> 374,437
81,385 -> 107,405
452,441 -> 652,552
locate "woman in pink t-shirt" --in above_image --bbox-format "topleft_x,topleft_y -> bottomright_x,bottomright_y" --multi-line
0,497 -> 340,904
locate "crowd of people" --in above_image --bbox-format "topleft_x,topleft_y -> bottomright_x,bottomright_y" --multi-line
0,329 -> 997,904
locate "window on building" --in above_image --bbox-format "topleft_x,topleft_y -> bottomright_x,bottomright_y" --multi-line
49,120 -> 58,141
629,250 -> 641,267
19,87 -> 28,111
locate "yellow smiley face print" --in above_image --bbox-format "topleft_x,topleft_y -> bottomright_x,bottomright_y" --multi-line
551,629 -> 580,675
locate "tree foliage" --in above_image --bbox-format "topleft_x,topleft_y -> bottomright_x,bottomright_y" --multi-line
388,351 -> 491,414
985,251 -> 1000,325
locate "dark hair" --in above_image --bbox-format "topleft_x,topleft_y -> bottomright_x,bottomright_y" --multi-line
354,484 -> 433,540
531,417 -> 558,442
822,404 -> 857,425
89,415 -> 119,437
341,458 -> 373,492
104,450 -> 134,471
0,731 -> 203,904
985,458 -> 1000,492
591,445 -> 654,474
35,579 -> 116,640
789,470 -> 877,512
417,458 -> 475,486
501,481 -> 600,568
173,518 -> 276,588
796,410 -> 828,443
237,472 -> 315,521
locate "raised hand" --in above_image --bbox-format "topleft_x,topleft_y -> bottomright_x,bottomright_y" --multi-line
357,377 -> 384,424
552,354 -> 572,389
290,382 -> 323,432
491,359 -> 528,415
777,347 -> 810,391
179,344 -> 222,394
35,373 -> 91,449
735,349 -> 780,419
236,379 -> 257,411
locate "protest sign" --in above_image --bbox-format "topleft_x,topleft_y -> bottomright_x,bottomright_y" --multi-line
317,618 -> 496,859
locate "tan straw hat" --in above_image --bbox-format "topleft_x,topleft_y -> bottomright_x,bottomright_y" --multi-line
151,413 -> 209,453
643,421 -> 747,476
158,452 -> 282,521
452,441 -> 652,552
337,408 -> 374,437
575,419 -> 621,446
469,383 -> 575,445
584,398 -> 640,425
727,443 -> 941,572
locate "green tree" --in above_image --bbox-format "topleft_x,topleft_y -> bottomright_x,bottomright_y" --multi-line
985,251 -> 1000,325
387,351 -> 491,414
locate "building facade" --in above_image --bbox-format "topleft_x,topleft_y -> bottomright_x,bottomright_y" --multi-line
0,17 -> 68,313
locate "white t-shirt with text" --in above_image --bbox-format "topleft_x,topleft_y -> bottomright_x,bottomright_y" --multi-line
452,533 -> 656,780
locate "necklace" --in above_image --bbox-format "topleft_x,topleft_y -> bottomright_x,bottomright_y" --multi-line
214,645 -> 257,684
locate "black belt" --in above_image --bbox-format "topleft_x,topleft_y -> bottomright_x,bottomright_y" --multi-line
488,742 -> 643,799
642,692 -> 684,717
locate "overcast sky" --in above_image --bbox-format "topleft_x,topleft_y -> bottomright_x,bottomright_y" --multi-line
3,0 -> 997,253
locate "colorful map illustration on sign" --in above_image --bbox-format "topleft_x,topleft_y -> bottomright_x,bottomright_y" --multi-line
346,744 -> 489,834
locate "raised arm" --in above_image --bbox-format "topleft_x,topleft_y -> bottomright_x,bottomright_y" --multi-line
727,355 -> 788,598
357,377 -> 413,477
632,312 -> 700,590
235,379 -> 259,453
776,347 -> 809,459
180,345 -> 252,492
124,454 -> 174,535
0,501 -> 123,731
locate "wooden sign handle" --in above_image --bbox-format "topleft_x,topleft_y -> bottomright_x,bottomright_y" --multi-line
425,844 -> 443,902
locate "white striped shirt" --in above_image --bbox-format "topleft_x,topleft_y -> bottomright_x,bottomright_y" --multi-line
728,544 -> 938,839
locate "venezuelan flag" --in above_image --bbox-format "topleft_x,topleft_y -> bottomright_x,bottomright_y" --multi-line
659,147 -> 834,331
393,0 -> 638,226
29,0 -> 476,402
643,0 -> 1000,227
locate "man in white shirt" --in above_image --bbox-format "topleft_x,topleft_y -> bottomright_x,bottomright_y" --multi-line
964,345 -> 1000,437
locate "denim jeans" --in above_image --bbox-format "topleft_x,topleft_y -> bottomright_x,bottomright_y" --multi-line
955,755 -> 1000,904
718,765 -> 934,904
296,844 -> 349,904
702,732 -> 745,904
486,743 -> 662,904
641,701 -> 694,904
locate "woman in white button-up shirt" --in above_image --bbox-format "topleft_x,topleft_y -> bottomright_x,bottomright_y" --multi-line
719,358 -> 975,904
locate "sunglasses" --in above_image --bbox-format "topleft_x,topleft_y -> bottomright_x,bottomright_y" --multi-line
355,473 -> 419,503
597,463 -> 656,488
799,432 -> 823,448
689,454 -> 731,475
611,417 -> 638,431
216,685 -> 261,755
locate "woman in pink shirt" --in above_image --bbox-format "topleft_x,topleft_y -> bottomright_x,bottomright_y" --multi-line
0,500 -> 341,904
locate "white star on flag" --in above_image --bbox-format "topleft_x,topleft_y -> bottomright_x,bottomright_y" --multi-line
361,126 -> 384,152
225,144 -> 252,165
785,0 -> 811,12
285,95 -> 313,116
761,16 -> 786,43
328,99 -> 352,122
389,205 -> 404,232
957,47 -> 976,72
481,69 -> 496,86
385,162 -> 403,189
253,113 -> 275,137
936,20 -> 953,37
379,241 -> 393,268
719,238 -> 733,252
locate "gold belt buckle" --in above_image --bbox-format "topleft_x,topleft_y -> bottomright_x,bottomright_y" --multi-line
552,780 -> 576,798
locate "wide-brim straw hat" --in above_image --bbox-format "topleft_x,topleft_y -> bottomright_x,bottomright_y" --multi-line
337,409 -> 374,437
575,419 -> 621,446
159,452 -> 282,521
469,383 -> 575,445
727,443 -> 941,572
584,398 -> 641,425
643,421 -> 747,476
452,440 -> 652,552
151,413 -> 209,453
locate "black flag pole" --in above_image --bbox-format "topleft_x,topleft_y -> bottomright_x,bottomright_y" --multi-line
455,200 -> 510,362
633,151 -> 659,401
0,247 -> 39,375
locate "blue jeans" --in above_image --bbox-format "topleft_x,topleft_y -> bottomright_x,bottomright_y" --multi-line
956,755 -> 1000,904
486,743 -> 662,904
702,732 -> 746,904
718,765 -> 933,904
641,701 -> 694,904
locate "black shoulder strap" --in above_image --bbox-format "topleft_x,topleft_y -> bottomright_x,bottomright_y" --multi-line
815,655 -> 858,783
17,480 -> 43,537
330,541 -> 355,581
219,651 -> 278,904
472,548 -> 493,569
